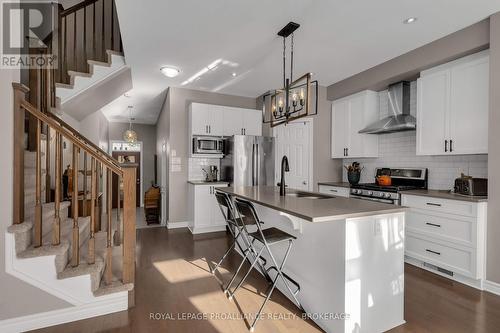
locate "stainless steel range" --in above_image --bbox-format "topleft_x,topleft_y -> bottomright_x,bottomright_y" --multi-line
350,167 -> 428,205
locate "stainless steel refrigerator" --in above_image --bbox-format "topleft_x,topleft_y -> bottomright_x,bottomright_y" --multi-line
220,135 -> 275,187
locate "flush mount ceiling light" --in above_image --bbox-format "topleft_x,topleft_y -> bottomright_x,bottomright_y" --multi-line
261,22 -> 318,128
123,106 -> 138,143
403,17 -> 418,24
160,66 -> 180,78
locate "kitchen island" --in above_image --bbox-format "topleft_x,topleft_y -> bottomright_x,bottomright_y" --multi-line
219,186 -> 407,333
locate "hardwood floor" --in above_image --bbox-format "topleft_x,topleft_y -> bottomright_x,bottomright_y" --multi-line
32,228 -> 500,333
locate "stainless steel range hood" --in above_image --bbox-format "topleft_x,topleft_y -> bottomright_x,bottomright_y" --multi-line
359,81 -> 416,134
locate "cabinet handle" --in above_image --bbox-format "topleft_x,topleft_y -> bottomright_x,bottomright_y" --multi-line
426,222 -> 441,228
346,148 -> 348,156
209,125 -> 211,134
450,140 -> 453,152
244,128 -> 246,135
343,148 -> 346,157
206,125 -> 208,133
426,202 -> 442,207
329,189 -> 338,192
445,140 -> 448,152
426,249 -> 441,256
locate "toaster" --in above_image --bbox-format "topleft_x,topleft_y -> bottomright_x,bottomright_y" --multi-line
454,177 -> 487,196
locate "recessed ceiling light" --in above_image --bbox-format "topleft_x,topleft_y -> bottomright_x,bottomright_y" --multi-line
232,72 -> 237,77
160,66 -> 180,78
403,17 -> 417,24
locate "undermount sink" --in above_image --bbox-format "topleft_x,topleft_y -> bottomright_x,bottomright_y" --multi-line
285,192 -> 331,199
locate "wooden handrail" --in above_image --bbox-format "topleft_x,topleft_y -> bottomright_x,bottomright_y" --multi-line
60,0 -> 99,17
44,111 -> 120,169
20,100 -> 123,176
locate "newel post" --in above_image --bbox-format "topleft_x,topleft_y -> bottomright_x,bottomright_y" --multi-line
12,83 -> 29,225
122,167 -> 136,307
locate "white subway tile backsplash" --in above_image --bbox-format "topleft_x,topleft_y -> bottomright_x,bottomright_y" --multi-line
343,81 -> 488,190
188,158 -> 221,181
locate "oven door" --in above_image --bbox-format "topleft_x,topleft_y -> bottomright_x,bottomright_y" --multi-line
193,137 -> 223,154
350,194 -> 399,205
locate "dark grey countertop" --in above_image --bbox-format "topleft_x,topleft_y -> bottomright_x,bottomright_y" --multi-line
187,181 -> 230,186
219,186 -> 406,222
317,181 -> 351,188
401,189 -> 488,203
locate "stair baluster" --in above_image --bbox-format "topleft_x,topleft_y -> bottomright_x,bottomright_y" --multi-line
95,161 -> 101,232
71,145 -> 80,267
45,126 -> 51,203
83,151 -> 88,217
88,157 -> 96,264
105,168 -> 113,284
34,119 -> 43,247
115,174 -> 121,245
52,132 -> 62,245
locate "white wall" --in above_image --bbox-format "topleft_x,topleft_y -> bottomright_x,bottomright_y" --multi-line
343,81 -> 488,189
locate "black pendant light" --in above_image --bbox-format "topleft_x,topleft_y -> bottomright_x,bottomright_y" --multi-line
262,22 -> 318,127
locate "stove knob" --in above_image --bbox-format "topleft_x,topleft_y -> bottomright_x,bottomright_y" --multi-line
385,193 -> 392,198
379,192 -> 385,197
368,191 -> 373,196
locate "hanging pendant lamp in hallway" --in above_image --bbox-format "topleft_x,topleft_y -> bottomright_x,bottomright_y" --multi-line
123,106 -> 138,143
262,22 -> 319,128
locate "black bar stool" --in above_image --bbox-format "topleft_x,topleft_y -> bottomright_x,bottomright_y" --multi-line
229,197 -> 302,332
212,191 -> 270,290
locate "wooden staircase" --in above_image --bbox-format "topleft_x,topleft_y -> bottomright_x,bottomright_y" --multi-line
5,0 -> 136,329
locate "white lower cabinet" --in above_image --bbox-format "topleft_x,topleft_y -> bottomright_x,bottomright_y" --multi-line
318,185 -> 350,198
189,184 -> 228,234
401,194 -> 487,284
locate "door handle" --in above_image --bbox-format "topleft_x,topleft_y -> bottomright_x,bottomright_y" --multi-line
445,140 -> 448,152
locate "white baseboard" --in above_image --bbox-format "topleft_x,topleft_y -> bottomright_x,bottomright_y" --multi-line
484,280 -> 500,296
167,221 -> 189,229
189,225 -> 226,235
0,293 -> 128,333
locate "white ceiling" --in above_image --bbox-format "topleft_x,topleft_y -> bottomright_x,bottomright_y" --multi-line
105,0 -> 500,124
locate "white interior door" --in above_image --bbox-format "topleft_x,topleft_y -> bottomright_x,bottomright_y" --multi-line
274,120 -> 313,191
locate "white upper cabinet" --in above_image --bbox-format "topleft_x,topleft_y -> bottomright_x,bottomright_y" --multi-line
223,107 -> 244,136
417,50 -> 489,155
220,107 -> 262,136
190,103 -> 211,136
190,103 -> 223,136
242,109 -> 263,136
331,90 -> 379,158
331,99 -> 349,158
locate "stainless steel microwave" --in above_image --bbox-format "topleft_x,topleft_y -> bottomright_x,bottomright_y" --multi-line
192,136 -> 224,155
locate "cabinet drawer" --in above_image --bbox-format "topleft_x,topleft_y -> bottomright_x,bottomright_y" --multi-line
406,210 -> 475,246
402,194 -> 476,217
318,185 -> 350,198
406,234 -> 476,278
